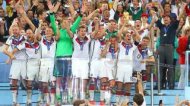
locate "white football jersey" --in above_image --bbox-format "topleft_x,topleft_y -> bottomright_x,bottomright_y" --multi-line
72,35 -> 91,60
90,39 -> 106,60
6,35 -> 27,60
25,41 -> 41,59
133,44 -> 153,71
40,36 -> 56,58
106,45 -> 119,60
118,41 -> 136,64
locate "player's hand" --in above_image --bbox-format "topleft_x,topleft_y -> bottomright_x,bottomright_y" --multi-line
140,60 -> 146,63
137,72 -> 142,81
17,5 -> 25,15
47,0 -> 54,12
5,58 -> 12,64
65,21 -> 70,31
10,54 -> 16,60
81,3 -> 87,14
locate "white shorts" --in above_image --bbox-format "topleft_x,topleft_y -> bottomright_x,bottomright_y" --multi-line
100,59 -> 116,80
26,59 -> 40,81
9,60 -> 26,80
90,59 -> 103,78
116,62 -> 133,83
72,59 -> 89,79
39,58 -> 55,82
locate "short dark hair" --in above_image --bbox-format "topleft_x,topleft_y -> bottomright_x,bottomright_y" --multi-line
36,9 -> 44,17
73,100 -> 85,106
78,25 -> 87,31
133,93 -> 144,106
110,35 -> 118,41
163,2 -> 171,9
142,36 -> 150,41
109,19 -> 117,23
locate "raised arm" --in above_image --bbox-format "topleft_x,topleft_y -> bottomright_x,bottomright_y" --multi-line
100,41 -> 110,58
49,12 -> 59,36
91,21 -> 100,39
65,21 -> 74,38
136,72 -> 144,96
68,0 -> 77,18
86,9 -> 100,21
55,26 -> 60,41
70,2 -> 87,33
35,20 -> 42,41
117,24 -> 125,42
17,6 -> 36,32
47,0 -> 61,13
113,0 -> 119,11
131,25 -> 141,42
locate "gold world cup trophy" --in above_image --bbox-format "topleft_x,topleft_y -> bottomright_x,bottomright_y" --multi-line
123,12 -> 129,22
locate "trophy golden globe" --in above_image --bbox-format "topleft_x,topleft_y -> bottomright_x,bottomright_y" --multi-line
123,12 -> 129,22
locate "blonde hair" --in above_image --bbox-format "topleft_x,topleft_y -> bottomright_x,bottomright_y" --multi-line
183,26 -> 190,35
182,17 -> 190,35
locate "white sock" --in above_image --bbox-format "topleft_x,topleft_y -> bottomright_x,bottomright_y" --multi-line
100,90 -> 105,101
105,90 -> 111,104
89,90 -> 94,101
44,93 -> 50,104
12,90 -> 17,103
50,93 -> 55,104
27,90 -> 32,103
80,91 -> 86,100
116,95 -> 121,104
38,93 -> 44,103
143,81 -> 147,90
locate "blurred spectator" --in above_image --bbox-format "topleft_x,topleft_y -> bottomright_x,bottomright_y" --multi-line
177,27 -> 190,89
